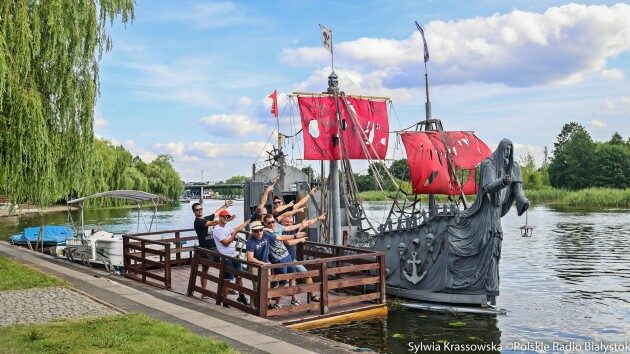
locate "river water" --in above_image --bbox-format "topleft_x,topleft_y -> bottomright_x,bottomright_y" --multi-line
1,202 -> 628,353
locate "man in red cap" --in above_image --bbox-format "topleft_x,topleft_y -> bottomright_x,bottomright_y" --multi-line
213,209 -> 250,307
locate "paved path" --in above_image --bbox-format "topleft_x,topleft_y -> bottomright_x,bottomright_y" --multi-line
0,242 -> 360,354
0,286 -> 120,326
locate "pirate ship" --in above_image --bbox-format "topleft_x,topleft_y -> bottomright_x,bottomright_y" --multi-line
244,23 -> 529,307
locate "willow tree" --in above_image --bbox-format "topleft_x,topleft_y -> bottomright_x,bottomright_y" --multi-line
0,1 -> 134,205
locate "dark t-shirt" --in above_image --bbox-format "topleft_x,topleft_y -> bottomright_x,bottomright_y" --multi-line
194,215 -> 216,249
246,230 -> 276,262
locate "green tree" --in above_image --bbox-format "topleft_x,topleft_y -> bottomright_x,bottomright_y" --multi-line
367,162 -> 396,191
0,1 -> 134,205
549,127 -> 596,190
132,156 -> 147,174
225,175 -> 248,184
520,153 -> 543,190
224,175 -> 248,197
594,144 -> 629,188
553,122 -> 588,152
609,132 -> 625,145
389,159 -> 410,181
144,155 -> 184,202
353,173 -> 374,192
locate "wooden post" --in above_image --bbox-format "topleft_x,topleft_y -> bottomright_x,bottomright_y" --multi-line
164,243 -> 171,290
297,242 -> 304,262
186,247 -> 199,296
123,236 -> 129,271
258,266 -> 268,317
216,256 -> 226,306
141,240 -> 146,283
320,261 -> 329,315
175,231 -> 181,266
378,254 -> 386,304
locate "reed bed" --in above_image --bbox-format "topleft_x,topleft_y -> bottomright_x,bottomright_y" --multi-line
358,187 -> 630,207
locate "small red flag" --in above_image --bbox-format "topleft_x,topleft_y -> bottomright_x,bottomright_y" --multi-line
268,90 -> 278,118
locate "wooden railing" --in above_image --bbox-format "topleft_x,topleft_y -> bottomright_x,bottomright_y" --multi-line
122,229 -> 198,289
187,242 -> 386,318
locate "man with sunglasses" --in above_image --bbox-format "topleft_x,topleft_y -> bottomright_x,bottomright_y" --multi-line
192,200 -> 233,293
213,209 -> 250,307
271,186 -> 318,221
246,218 -> 306,309
262,214 -> 309,307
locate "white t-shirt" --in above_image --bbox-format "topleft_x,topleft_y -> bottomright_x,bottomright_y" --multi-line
212,224 -> 235,256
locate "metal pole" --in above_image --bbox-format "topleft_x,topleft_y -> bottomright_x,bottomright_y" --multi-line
328,73 -> 342,246
330,160 -> 341,245
278,132 -> 285,191
80,204 -> 84,240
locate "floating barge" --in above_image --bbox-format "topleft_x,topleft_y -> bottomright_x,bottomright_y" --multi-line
122,229 -> 387,329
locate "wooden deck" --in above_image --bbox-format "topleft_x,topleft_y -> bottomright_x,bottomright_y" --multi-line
122,229 -> 387,328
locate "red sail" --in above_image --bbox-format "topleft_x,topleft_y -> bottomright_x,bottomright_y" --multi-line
400,131 -> 491,195
298,95 -> 389,160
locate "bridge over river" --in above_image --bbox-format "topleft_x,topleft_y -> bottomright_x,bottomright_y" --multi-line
184,183 -> 244,200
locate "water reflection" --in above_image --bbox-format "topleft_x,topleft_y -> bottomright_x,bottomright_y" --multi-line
311,306 -> 502,353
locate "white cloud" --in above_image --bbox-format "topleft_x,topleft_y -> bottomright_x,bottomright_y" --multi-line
189,141 -> 271,159
122,140 -> 158,163
589,119 -> 608,128
232,96 -> 253,113
94,117 -> 108,128
199,114 -> 267,137
154,142 -> 186,157
283,4 -> 630,90
293,67 -> 416,102
621,96 -> 630,105
605,100 -> 614,110
601,68 -> 624,80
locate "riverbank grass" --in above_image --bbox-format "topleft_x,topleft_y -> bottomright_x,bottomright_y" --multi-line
0,313 -> 236,354
359,187 -> 630,207
0,256 -> 67,291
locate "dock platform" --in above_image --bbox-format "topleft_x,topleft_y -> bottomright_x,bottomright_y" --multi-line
122,229 -> 388,329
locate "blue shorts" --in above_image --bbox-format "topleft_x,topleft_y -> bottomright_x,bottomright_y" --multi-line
223,258 -> 242,280
271,256 -> 295,287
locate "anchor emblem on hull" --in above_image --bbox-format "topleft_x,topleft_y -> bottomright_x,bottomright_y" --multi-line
404,251 -> 427,285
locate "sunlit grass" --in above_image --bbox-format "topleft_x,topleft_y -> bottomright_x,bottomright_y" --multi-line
0,256 -> 67,291
0,313 -> 236,354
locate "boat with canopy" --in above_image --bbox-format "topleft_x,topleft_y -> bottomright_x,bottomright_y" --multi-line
64,190 -> 163,271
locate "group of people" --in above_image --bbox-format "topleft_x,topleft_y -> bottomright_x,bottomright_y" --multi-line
192,180 -> 325,309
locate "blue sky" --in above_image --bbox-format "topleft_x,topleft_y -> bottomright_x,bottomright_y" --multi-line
95,1 -> 630,182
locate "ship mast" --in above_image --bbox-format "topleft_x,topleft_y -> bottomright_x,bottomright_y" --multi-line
327,72 -> 342,246
416,21 -> 437,215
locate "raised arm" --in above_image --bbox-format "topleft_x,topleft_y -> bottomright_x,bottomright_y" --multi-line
283,213 -> 326,232
293,186 -> 318,210
273,200 -> 294,215
257,179 -> 277,210
275,207 -> 305,222
218,220 -> 250,246
213,200 -> 234,217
